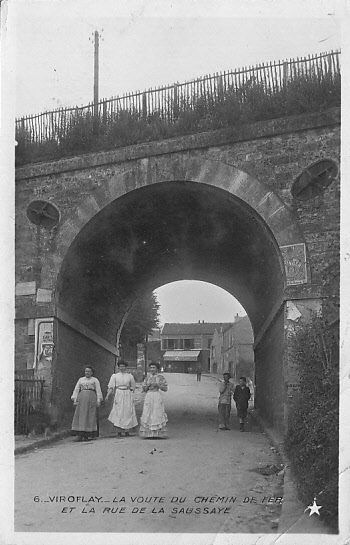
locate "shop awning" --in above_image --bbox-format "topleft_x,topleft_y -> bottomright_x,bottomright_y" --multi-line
163,351 -> 201,362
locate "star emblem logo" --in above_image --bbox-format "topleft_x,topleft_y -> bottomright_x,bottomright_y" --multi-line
304,498 -> 322,516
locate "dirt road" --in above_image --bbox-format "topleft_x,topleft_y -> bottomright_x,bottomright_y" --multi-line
15,373 -> 283,534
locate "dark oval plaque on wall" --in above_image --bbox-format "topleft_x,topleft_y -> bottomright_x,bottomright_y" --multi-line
291,159 -> 338,201
26,200 -> 60,229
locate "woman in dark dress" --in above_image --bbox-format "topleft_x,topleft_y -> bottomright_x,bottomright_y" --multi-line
71,366 -> 103,441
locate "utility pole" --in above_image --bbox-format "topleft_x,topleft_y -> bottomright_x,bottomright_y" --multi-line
93,31 -> 99,122
89,30 -> 102,133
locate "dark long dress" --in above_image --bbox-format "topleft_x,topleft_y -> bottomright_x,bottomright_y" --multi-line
71,377 -> 103,438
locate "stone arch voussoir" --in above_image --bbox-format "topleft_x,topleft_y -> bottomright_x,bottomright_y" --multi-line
51,156 -> 307,288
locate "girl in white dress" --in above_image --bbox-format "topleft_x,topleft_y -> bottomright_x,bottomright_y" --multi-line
105,361 -> 138,437
139,362 -> 168,438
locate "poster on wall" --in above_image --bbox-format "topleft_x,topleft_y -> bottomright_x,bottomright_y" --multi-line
280,243 -> 308,286
35,319 -> 54,370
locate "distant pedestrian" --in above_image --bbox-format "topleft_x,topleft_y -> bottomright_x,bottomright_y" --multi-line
233,376 -> 251,432
218,372 -> 235,430
71,365 -> 103,442
196,364 -> 202,382
105,361 -> 138,437
140,362 -> 168,438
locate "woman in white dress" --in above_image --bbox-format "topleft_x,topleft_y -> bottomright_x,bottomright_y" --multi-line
71,365 -> 103,442
139,362 -> 168,438
105,361 -> 138,437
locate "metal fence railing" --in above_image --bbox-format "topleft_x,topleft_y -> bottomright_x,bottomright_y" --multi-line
14,375 -> 45,435
15,50 -> 340,147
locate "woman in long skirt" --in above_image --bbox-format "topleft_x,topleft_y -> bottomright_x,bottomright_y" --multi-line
71,365 -> 103,442
139,362 -> 168,438
105,361 -> 138,437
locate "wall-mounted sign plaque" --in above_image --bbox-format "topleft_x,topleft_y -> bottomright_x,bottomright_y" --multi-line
280,243 -> 307,286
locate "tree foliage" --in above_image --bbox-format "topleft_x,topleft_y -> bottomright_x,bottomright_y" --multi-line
120,292 -> 160,348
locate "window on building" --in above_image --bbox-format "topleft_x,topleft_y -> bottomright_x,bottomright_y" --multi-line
168,339 -> 175,349
207,337 -> 213,349
184,338 -> 194,349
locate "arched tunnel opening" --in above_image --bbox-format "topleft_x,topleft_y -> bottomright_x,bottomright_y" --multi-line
119,279 -> 251,378
53,181 -> 286,427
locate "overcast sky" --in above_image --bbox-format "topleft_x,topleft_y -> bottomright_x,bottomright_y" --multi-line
7,0 -> 347,324
12,0 -> 343,117
155,281 -> 245,325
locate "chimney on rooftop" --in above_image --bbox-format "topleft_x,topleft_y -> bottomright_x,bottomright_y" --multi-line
202,320 -> 204,323
198,320 -> 200,323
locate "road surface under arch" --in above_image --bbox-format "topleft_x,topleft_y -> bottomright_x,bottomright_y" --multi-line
16,374 -> 284,534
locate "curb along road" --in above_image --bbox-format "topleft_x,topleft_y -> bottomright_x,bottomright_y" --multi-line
15,430 -> 72,456
203,373 -> 330,534
250,410 -> 330,534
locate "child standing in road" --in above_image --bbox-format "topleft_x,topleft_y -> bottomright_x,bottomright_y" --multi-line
218,372 -> 235,430
233,376 -> 251,432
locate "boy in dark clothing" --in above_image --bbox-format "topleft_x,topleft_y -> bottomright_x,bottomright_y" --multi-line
233,376 -> 251,432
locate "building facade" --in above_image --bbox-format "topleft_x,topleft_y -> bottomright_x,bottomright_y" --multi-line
161,322 -> 231,373
210,326 -> 224,374
211,315 -> 254,382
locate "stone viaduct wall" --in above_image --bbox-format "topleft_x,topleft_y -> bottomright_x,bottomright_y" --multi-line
15,107 -> 340,433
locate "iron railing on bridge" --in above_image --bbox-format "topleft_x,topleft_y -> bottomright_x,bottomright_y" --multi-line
14,374 -> 45,435
16,50 -> 340,148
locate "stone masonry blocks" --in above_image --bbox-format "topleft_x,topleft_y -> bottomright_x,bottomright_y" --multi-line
15,110 -> 340,433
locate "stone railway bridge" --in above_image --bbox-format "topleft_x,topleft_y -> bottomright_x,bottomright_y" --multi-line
15,108 -> 340,433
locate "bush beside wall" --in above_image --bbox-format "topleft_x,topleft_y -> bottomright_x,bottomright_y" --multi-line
285,316 -> 339,530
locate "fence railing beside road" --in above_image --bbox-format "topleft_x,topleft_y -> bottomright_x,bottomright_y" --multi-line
16,50 -> 340,147
14,375 -> 45,435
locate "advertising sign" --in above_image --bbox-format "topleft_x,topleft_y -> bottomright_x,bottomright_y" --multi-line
34,318 -> 54,370
280,243 -> 307,285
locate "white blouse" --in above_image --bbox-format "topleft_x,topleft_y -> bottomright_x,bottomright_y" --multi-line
108,372 -> 136,392
71,377 -> 103,402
